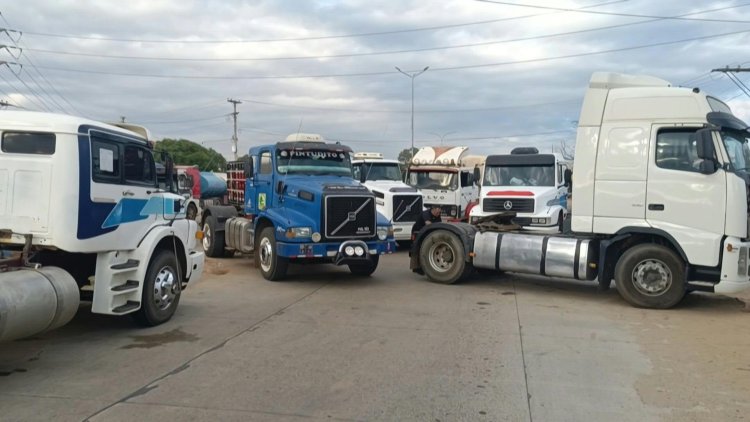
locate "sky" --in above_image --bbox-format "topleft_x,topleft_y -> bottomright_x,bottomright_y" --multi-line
1,0 -> 750,159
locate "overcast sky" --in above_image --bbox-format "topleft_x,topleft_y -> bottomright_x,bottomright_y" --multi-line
1,0 -> 750,158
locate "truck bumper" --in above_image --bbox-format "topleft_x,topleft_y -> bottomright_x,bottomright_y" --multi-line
471,207 -> 564,230
714,237 -> 750,295
186,250 -> 205,286
392,222 -> 415,241
276,239 -> 397,261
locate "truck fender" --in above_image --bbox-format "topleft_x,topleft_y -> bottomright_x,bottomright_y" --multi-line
201,205 -> 238,231
257,208 -> 317,234
410,222 -> 477,273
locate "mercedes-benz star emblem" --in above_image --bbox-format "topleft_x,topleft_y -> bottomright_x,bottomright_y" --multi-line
503,200 -> 513,210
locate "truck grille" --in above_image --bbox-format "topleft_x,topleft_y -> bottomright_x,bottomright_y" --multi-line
483,198 -> 534,213
325,196 -> 376,238
392,195 -> 422,222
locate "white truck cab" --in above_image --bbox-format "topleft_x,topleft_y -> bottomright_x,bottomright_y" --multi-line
352,152 -> 423,241
0,111 -> 205,341
470,147 -> 570,231
405,146 -> 481,220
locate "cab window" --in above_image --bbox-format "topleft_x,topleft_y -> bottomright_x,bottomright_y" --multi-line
655,129 -> 701,173
1,132 -> 56,155
124,145 -> 156,186
259,151 -> 272,174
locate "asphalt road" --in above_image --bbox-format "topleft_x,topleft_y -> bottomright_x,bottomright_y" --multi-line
1,251 -> 749,421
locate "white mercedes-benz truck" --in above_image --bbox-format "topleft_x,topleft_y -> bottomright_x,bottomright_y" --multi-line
352,152 -> 423,243
0,111 -> 205,341
469,147 -> 570,231
411,72 -> 750,309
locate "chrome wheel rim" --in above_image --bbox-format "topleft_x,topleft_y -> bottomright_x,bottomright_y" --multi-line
259,237 -> 273,272
428,242 -> 455,273
153,266 -> 178,311
202,223 -> 211,251
632,258 -> 672,296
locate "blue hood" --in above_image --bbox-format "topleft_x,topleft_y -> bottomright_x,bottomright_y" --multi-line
283,175 -> 367,196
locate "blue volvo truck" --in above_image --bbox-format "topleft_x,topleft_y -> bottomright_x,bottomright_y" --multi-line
200,134 -> 396,280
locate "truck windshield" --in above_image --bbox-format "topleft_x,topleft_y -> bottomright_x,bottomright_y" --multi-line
407,170 -> 457,190
276,149 -> 352,176
484,165 -> 555,187
721,128 -> 750,172
353,163 -> 402,181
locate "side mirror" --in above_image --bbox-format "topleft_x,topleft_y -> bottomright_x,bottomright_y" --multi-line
359,170 -> 367,183
162,152 -> 175,193
693,128 -> 716,160
564,169 -> 572,187
698,159 -> 718,175
243,157 -> 253,179
473,167 -> 481,186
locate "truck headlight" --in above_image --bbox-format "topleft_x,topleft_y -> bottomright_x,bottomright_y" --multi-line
286,227 -> 312,238
377,226 -> 390,240
450,206 -> 458,217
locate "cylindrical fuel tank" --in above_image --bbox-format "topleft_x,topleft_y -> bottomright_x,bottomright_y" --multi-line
199,171 -> 228,199
472,232 -> 598,280
0,267 -> 80,342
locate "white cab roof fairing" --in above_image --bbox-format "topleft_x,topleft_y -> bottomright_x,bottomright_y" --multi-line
285,133 -> 325,142
353,158 -> 400,165
0,110 -> 150,142
588,72 -> 671,90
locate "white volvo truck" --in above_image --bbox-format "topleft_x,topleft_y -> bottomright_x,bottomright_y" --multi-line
469,147 -> 570,231
412,72 -> 750,309
352,152 -> 423,242
0,112 -> 205,341
405,146 -> 481,220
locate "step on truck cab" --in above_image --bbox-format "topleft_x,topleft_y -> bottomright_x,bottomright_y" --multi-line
412,72 -> 750,309
405,146 -> 482,220
0,111 -> 205,341
469,147 -> 570,231
200,134 -> 396,280
352,152 -> 423,242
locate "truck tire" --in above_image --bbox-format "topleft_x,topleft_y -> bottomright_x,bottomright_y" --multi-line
614,243 -> 686,309
133,250 -> 181,326
349,254 -> 379,276
202,215 -> 225,258
419,230 -> 470,284
257,227 -> 288,281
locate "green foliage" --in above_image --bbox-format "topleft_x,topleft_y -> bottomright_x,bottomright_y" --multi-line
397,147 -> 419,166
154,138 -> 227,172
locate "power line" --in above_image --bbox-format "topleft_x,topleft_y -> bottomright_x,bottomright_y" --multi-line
21,3 -> 749,63
240,97 -> 579,114
335,129 -> 574,144
0,68 -> 46,110
14,0 -> 626,44
474,0 -> 750,23
30,28 -> 750,80
136,113 -> 229,125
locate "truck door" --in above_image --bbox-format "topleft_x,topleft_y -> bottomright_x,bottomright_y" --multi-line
89,132 -> 159,249
252,150 -> 274,213
646,126 -> 726,266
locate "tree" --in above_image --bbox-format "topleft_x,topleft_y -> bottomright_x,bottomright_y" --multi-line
559,139 -> 575,161
154,138 -> 228,172
398,147 -> 419,166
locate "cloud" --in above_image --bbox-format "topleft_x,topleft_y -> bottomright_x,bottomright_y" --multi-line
1,0 -> 749,158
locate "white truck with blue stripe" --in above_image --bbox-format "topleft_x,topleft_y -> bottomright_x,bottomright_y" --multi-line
0,111 -> 205,342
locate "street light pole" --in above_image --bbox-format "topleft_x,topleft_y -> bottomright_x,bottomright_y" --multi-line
429,131 -> 457,145
395,66 -> 429,162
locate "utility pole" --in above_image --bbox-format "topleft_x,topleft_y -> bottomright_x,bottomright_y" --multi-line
227,98 -> 242,160
711,66 -> 750,99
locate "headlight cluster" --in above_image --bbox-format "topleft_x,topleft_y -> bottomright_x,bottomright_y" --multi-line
344,245 -> 366,256
286,227 -> 312,238
531,218 -> 548,224
377,226 -> 392,240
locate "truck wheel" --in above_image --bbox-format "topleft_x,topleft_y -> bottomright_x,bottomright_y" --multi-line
186,203 -> 197,220
614,244 -> 686,309
257,227 -> 288,281
419,230 -> 469,284
202,215 -> 225,258
133,250 -> 181,326
349,254 -> 379,276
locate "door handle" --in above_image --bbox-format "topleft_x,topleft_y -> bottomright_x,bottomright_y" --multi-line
648,204 -> 664,211
122,190 -> 135,197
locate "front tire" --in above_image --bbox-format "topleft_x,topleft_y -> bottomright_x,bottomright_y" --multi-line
349,254 -> 379,276
614,244 -> 686,309
419,230 -> 470,284
133,250 -> 182,326
256,227 -> 288,281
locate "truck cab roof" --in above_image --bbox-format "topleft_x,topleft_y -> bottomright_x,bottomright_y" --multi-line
0,111 -> 150,145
